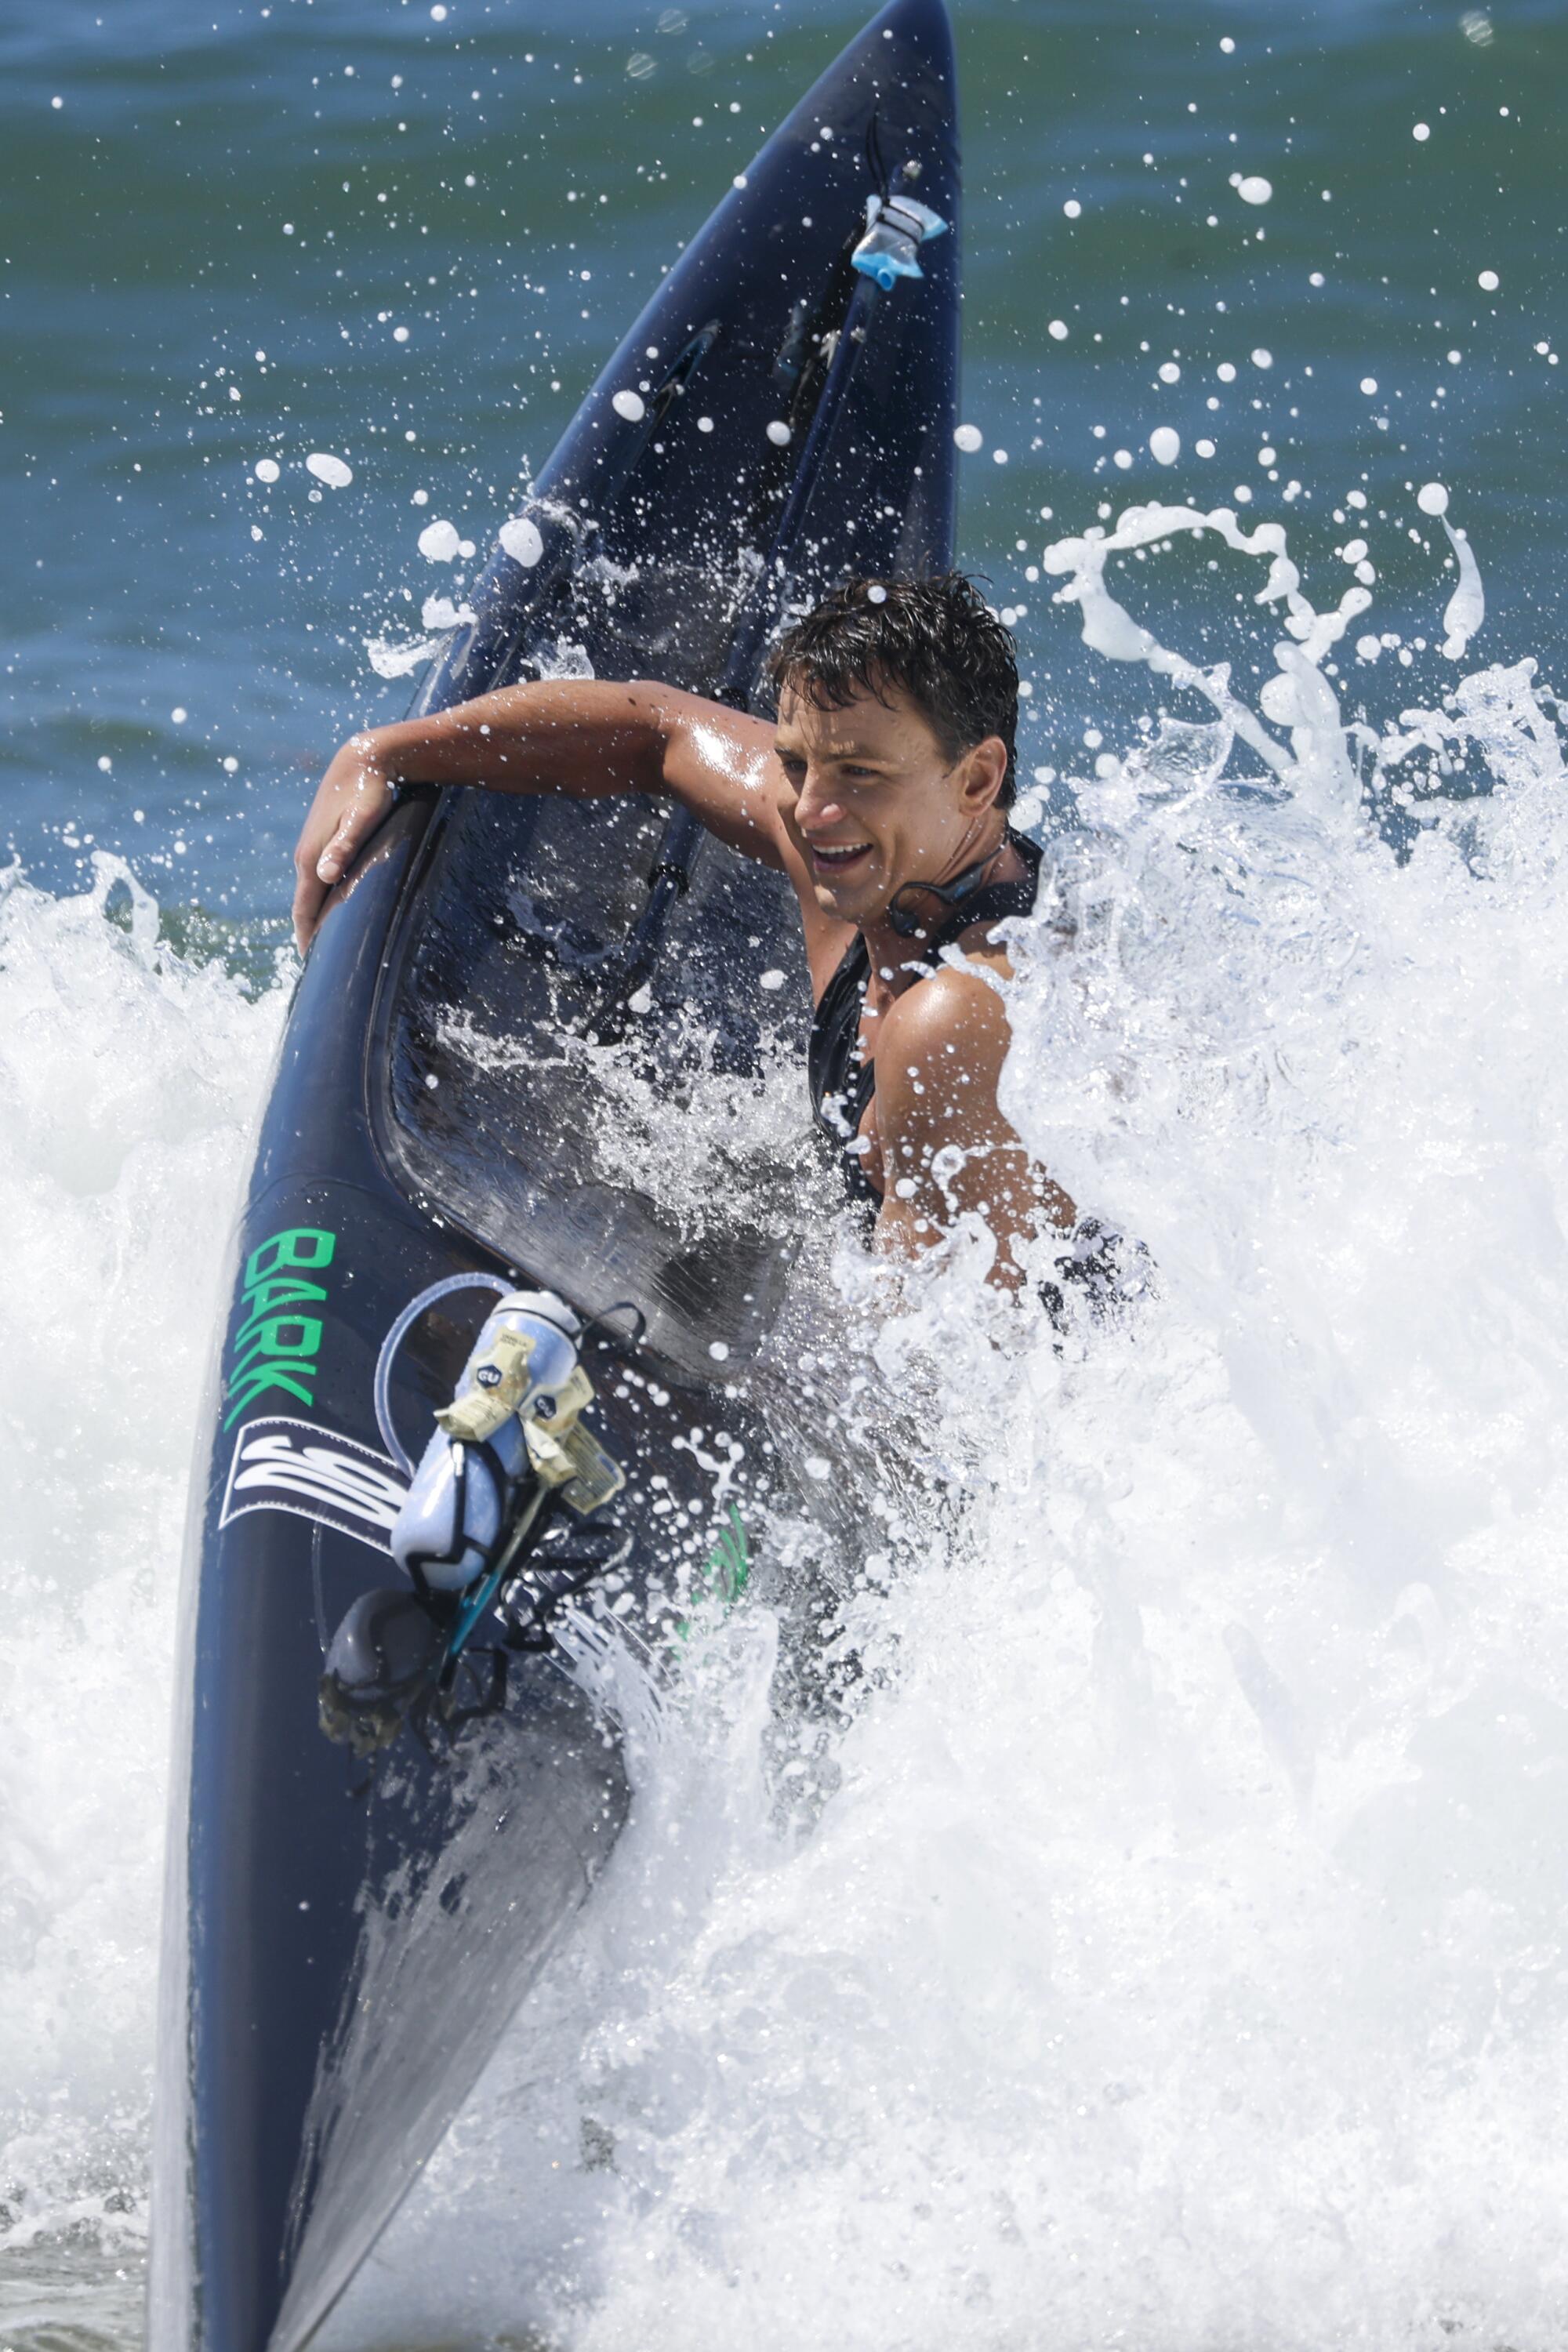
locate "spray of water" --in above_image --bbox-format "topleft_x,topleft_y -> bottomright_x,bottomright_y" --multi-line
9,499 -> 1568,2348
0,860 -> 282,2281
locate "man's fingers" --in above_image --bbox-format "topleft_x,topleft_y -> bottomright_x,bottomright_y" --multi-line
317,779 -> 391,884
292,864 -> 326,954
290,750 -> 393,954
315,818 -> 354,885
293,808 -> 359,949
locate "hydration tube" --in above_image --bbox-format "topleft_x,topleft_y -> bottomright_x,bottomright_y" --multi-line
376,1276 -> 627,1673
441,1481 -> 553,1661
373,1270 -> 514,1476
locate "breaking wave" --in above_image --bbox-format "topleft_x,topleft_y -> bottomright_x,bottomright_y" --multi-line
10,498 -> 1568,2349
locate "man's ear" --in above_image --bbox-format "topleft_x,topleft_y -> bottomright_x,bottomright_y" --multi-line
956,735 -> 1009,814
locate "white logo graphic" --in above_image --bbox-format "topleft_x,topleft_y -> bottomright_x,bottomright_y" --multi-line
220,1417 -> 409,1555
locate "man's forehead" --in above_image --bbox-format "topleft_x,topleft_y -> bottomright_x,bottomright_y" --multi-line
775,677 -> 924,749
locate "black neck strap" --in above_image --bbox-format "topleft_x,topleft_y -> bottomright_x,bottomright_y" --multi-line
886,830 -> 1014,940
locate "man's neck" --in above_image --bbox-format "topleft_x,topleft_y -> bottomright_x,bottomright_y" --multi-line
858,818 -> 1014,989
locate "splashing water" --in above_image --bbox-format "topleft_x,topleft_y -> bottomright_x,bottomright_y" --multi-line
302,506 -> 1568,2350
11,503 -> 1568,2350
0,861 -> 283,2326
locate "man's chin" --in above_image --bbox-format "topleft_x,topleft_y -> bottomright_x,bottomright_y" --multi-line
813,874 -> 881,923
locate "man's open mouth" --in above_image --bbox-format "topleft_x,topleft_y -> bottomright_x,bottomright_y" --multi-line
809,841 -> 873,873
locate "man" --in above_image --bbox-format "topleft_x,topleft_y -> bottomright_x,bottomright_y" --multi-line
293,572 -> 1076,1288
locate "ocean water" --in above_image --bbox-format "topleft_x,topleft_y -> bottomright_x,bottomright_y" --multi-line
5,0 -> 1568,2345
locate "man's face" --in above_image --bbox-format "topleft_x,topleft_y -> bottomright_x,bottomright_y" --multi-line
773,675 -> 1004,926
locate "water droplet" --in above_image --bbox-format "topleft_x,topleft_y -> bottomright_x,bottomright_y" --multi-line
305,452 -> 353,488
499,515 -> 544,568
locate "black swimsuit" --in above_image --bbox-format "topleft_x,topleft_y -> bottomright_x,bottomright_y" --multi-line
807,833 -> 1044,1210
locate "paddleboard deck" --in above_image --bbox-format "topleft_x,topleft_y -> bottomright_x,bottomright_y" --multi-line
149,5 -> 959,2347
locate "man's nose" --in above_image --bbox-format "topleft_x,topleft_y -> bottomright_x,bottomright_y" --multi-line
795,771 -> 848,829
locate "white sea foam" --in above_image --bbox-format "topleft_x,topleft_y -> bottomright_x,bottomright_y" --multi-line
307,502 -> 1568,2349
0,859 -> 283,2248
365,630 -> 444,679
12,498 -> 1568,2350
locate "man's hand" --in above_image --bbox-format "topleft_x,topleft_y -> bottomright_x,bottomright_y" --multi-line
292,732 -> 397,951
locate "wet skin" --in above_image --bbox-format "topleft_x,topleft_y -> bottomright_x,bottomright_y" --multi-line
293,675 -> 1073,1283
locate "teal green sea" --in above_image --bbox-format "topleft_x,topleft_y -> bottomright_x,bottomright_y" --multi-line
5,0 -> 1564,936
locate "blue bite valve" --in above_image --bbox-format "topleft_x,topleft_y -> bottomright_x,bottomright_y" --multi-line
850,191 -> 949,291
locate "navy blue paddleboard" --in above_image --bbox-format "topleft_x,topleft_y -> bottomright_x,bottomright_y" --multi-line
150,5 -> 959,2347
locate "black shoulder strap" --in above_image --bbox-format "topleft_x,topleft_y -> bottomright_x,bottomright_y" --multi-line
808,931 -> 877,1177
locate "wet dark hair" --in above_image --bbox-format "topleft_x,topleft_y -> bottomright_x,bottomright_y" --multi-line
766,572 -> 1019,808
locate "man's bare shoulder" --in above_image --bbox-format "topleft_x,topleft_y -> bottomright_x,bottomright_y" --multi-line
623,678 -> 786,866
869,956 -> 1044,1269
628,677 -> 856,960
873,960 -> 1014,1153
624,679 -> 776,764
878,956 -> 1011,1061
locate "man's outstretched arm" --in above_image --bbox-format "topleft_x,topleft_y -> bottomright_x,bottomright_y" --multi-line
292,680 -> 783,950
